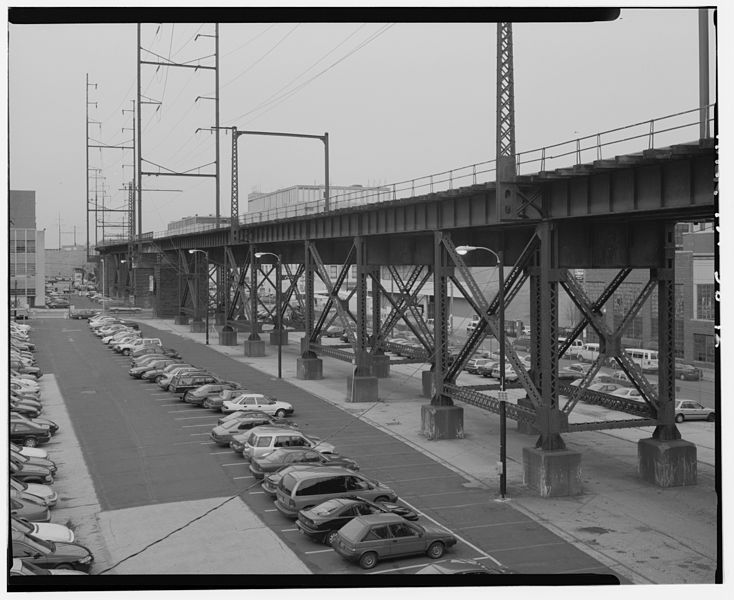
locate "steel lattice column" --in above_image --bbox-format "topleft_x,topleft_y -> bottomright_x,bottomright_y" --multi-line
535,222 -> 566,450
354,237 -> 370,376
303,241 -> 316,356
371,266 -> 381,350
652,225 -> 681,441
248,245 -> 260,341
432,231 -> 453,406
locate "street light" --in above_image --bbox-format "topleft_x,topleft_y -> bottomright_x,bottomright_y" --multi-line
188,249 -> 210,345
255,252 -> 282,379
456,245 -> 507,500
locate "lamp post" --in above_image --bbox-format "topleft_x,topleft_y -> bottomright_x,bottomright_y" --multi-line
255,252 -> 282,379
188,249 -> 210,345
456,245 -> 506,499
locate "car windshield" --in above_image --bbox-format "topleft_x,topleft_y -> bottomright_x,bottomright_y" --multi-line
21,534 -> 54,553
12,517 -> 33,534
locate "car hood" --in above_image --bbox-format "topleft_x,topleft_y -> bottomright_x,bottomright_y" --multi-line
32,523 -> 75,543
22,483 -> 56,502
48,542 -> 92,561
14,463 -> 52,476
420,522 -> 453,537
211,426 -> 231,437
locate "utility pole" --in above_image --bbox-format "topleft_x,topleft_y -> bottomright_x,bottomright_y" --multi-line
698,8 -> 711,139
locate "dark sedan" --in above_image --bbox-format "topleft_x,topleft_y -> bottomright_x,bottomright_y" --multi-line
296,497 -> 418,545
675,360 -> 703,381
250,448 -> 358,480
11,531 -> 94,572
209,414 -> 295,446
184,382 -> 240,405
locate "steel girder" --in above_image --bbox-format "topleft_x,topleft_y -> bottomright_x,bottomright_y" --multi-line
225,246 -> 251,322
375,266 -> 432,348
386,265 -> 434,349
248,245 -> 260,341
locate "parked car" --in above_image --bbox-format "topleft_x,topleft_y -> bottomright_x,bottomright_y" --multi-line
69,308 -> 98,320
10,558 -> 88,576
10,477 -> 58,506
236,426 -> 334,462
323,325 -> 343,338
585,382 -> 623,394
476,360 -> 499,378
221,393 -> 294,417
249,448 -> 359,479
566,363 -> 589,375
11,531 -> 94,572
9,497 -> 50,523
11,517 -> 75,543
274,467 -> 396,519
674,400 -> 715,423
465,358 -> 494,375
129,358 -> 178,378
10,442 -> 49,460
11,413 -> 60,436
210,414 -> 296,446
674,361 -> 703,381
159,368 -> 210,390
169,373 -> 232,395
296,497 -> 418,545
10,455 -> 54,484
490,364 -> 518,382
9,420 -> 52,447
332,513 -> 457,569
184,382 -> 241,405
203,387 -> 251,411
415,558 -> 512,575
611,387 -> 643,400
11,449 -> 57,476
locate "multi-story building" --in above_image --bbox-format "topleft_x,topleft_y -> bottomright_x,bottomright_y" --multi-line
9,190 -> 45,308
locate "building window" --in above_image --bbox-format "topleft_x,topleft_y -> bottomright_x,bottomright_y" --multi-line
696,284 -> 714,320
614,313 -> 642,341
693,333 -> 714,362
329,265 -> 338,279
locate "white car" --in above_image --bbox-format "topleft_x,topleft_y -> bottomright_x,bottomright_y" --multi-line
675,400 -> 715,423
221,393 -> 294,417
11,378 -> 40,394
11,517 -> 75,543
610,387 -> 643,400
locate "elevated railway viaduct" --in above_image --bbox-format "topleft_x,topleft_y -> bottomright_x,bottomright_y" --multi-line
98,138 -> 716,496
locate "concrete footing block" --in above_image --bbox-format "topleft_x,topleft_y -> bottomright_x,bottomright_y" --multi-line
174,315 -> 189,325
190,320 -> 206,333
296,356 -> 323,380
243,339 -> 266,357
523,447 -> 583,497
300,337 -> 321,353
370,355 -> 390,378
638,437 -> 697,487
421,404 -> 464,440
218,327 -> 238,346
421,371 -> 434,398
347,375 -> 379,402
269,330 -> 289,346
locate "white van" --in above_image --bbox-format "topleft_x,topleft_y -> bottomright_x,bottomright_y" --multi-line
578,343 -> 601,363
624,348 -> 658,373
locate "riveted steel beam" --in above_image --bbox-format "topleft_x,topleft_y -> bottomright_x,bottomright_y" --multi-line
247,245 -> 260,341
432,231 -> 452,404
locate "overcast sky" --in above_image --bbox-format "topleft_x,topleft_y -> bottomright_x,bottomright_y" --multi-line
7,6 -> 720,249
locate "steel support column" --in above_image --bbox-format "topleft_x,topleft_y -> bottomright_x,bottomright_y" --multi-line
432,231 -> 452,404
248,244 -> 260,341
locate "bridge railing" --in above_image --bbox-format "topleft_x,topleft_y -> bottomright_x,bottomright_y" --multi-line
97,105 -> 715,246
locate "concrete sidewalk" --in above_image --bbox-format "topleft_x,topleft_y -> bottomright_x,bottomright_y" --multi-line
141,319 -> 717,584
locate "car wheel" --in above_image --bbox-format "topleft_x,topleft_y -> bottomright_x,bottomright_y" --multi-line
275,409 -> 286,418
359,551 -> 378,570
374,496 -> 390,503
183,392 -> 190,402
155,376 -> 164,383
675,414 -> 685,423
24,437 -> 38,447
123,349 -> 130,356
55,563 -> 76,570
426,541 -> 445,559
707,413 -> 715,422
325,531 -> 339,546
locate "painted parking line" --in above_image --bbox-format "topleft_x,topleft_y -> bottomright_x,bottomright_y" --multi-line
232,476 -> 254,480
171,440 -> 208,446
263,509 -> 279,513
221,462 -> 248,467
182,424 -> 214,428
249,491 -> 266,495
304,549 -> 334,555
167,409 -> 202,413
174,415 -> 219,420
281,528 -> 298,533
209,451 -> 231,455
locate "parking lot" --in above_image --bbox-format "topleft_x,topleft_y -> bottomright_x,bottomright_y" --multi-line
26,315 -> 629,580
